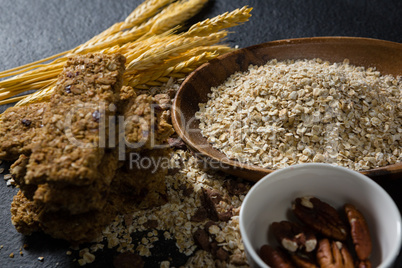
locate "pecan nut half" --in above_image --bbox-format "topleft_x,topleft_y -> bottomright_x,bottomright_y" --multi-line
271,221 -> 317,253
259,245 -> 296,268
292,196 -> 348,241
290,254 -> 319,268
344,203 -> 372,261
316,239 -> 354,268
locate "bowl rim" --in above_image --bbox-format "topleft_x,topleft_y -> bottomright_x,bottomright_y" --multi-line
239,163 -> 402,268
171,36 -> 402,180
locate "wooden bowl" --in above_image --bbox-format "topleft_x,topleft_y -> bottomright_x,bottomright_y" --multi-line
171,37 -> 402,182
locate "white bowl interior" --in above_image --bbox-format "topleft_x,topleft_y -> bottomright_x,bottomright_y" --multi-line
240,163 -> 402,268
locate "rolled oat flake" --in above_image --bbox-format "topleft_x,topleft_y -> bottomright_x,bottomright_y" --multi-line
196,58 -> 401,171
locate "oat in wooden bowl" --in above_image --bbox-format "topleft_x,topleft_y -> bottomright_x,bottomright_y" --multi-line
172,37 -> 402,181
196,58 -> 401,171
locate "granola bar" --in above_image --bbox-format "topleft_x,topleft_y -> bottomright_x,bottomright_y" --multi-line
0,103 -> 46,160
31,151 -> 119,214
10,190 -> 41,235
10,154 -> 36,199
11,190 -> 117,243
8,54 -> 178,244
25,53 -> 125,186
122,93 -> 174,152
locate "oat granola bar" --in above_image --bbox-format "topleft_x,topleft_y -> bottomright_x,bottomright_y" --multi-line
31,151 -> 119,214
0,103 -> 47,160
10,190 -> 41,235
25,53 -> 125,186
10,154 -> 36,199
9,54 -> 177,243
123,93 -> 174,151
12,148 -> 119,215
11,190 -> 117,243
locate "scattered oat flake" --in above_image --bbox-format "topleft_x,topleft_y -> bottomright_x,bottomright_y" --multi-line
0,168 -> 4,173
38,256 -> 44,261
83,252 -> 95,264
77,259 -> 86,266
160,260 -> 170,268
3,174 -> 11,180
75,149 -> 251,267
9,253 -> 14,258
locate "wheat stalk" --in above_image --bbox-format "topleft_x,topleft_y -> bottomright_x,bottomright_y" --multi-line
76,0 -> 206,54
185,6 -> 252,37
126,52 -> 216,87
149,0 -> 208,34
0,95 -> 26,106
126,31 -> 227,72
58,0 -> 176,53
0,0 -> 173,79
0,51 -> 68,79
131,53 -> 219,89
0,2 -> 253,108
14,49 -> 228,105
0,0 -> 182,79
0,0 -> 212,102
15,48 -> 230,105
126,46 -> 232,86
104,0 -> 174,36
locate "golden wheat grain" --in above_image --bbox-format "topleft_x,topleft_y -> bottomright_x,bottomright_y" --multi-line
126,0 -> 174,24
108,0 -> 173,35
126,31 -> 227,71
149,0 -> 208,34
2,3 -> 252,107
0,0 -> 211,102
126,51 -> 215,86
125,46 -> 232,86
0,0 -> 178,80
185,6 -> 252,37
76,0 -> 206,53
0,0 -> 173,78
0,51 -> 68,79
70,0 -> 175,52
119,31 -> 174,59
0,95 -> 26,106
130,53 -> 223,89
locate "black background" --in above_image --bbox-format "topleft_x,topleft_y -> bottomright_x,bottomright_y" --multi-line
0,0 -> 401,267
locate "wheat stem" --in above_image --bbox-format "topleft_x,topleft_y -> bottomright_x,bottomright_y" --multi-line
126,46 -> 232,87
126,31 -> 227,71
0,95 -> 26,106
149,0 -> 208,35
0,50 -> 69,79
2,3 -> 253,107
185,6 -> 252,37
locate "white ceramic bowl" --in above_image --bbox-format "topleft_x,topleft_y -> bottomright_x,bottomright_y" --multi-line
239,163 -> 402,268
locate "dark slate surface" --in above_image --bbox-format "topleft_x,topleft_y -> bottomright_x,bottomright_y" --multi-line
0,0 -> 401,267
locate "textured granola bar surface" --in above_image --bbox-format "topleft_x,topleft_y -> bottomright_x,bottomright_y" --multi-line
25,53 -> 125,186
0,103 -> 47,160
